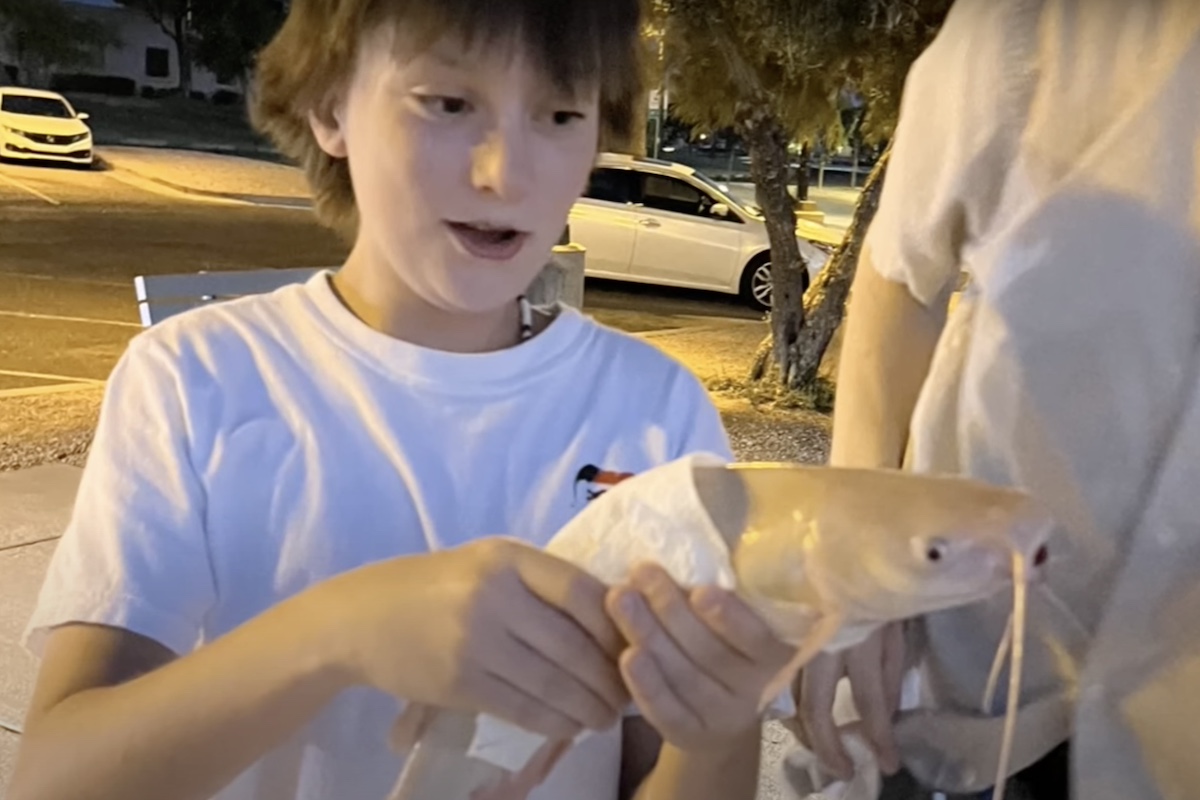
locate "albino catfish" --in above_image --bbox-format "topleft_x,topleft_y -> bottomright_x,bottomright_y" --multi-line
386,455 -> 1055,800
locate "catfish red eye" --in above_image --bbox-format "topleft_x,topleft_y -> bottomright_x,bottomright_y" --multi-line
1034,545 -> 1049,566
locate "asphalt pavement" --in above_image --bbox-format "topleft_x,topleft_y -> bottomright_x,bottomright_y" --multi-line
0,157 -> 763,399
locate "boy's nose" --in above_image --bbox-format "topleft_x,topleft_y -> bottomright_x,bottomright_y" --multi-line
471,127 -> 534,203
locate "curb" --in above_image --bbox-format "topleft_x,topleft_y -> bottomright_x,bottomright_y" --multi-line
103,157 -> 313,209
96,138 -> 281,160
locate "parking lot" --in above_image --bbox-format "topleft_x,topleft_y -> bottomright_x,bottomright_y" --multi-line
0,155 -> 772,401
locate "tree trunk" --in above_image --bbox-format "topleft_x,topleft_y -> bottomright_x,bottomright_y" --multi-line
795,142 -> 811,203
749,143 -> 892,389
741,106 -> 807,384
173,12 -> 193,96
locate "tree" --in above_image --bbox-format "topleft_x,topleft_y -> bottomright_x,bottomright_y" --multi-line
750,142 -> 890,386
0,0 -> 118,87
611,2 -> 670,157
190,0 -> 285,87
116,0 -> 194,94
663,0 -> 950,389
661,0 -> 865,387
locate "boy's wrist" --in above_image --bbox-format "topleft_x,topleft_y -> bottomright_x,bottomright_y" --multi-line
275,577 -> 366,696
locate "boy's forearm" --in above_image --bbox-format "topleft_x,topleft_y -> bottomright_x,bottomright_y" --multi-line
634,732 -> 761,800
830,247 -> 948,469
10,587 -> 354,800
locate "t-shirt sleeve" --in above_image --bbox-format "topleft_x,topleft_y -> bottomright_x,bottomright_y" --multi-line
865,0 -> 1040,307
667,369 -> 735,462
23,335 -> 217,658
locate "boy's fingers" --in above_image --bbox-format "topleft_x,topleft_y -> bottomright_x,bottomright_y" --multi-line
510,584 -> 629,714
620,647 -> 704,738
629,566 -> 751,693
800,654 -> 855,780
845,632 -> 900,775
882,622 -> 907,718
477,671 -> 585,741
691,586 -> 795,672
512,546 -> 624,658
608,587 -> 729,718
492,632 -> 619,732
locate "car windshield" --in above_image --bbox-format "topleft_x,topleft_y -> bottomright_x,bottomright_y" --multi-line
1,95 -> 73,118
687,169 -> 764,218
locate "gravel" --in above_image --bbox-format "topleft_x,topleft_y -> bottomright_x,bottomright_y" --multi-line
0,390 -> 103,473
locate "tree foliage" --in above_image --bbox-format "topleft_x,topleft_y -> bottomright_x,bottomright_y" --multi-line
190,0 -> 286,86
0,0 -> 118,85
659,0 -> 950,388
115,0 -> 286,92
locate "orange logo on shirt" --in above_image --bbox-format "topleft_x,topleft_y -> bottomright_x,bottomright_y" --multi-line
574,464 -> 634,503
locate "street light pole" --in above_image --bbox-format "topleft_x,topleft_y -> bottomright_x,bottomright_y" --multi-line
652,35 -> 666,160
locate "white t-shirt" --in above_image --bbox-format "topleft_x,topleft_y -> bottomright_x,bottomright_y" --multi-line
24,270 -> 733,800
864,0 -> 1200,785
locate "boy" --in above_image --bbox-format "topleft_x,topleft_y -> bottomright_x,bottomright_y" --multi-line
8,1 -> 795,798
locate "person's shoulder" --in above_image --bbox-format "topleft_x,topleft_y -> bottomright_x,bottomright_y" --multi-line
569,312 -> 706,389
902,0 -> 1044,112
131,279 -> 312,364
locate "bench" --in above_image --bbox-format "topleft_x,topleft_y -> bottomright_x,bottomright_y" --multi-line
133,266 -> 327,327
134,244 -> 587,328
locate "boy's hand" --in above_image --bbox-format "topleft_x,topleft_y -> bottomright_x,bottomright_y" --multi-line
606,563 -> 795,752
794,623 -> 906,780
319,538 -> 628,741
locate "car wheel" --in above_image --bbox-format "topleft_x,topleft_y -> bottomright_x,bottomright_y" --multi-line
740,254 -> 811,312
741,256 -> 774,311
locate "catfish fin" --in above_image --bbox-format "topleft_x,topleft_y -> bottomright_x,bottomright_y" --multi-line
758,610 -> 845,714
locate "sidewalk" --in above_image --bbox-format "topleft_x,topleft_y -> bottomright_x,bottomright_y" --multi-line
0,464 -> 82,778
100,146 -> 313,207
726,182 -> 860,234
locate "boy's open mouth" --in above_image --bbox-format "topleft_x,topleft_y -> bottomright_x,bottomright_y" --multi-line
447,222 -> 530,261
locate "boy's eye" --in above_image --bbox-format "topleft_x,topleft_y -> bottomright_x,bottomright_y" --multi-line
416,94 -> 472,117
551,110 -> 586,126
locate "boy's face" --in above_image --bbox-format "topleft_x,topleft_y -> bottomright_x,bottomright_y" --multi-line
313,30 -> 602,314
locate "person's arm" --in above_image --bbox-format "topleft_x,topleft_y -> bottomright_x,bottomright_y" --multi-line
828,245 -> 949,470
630,728 -> 761,800
9,588 -> 353,800
11,539 -> 629,800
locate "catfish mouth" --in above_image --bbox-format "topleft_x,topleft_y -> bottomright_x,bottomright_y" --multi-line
446,221 -> 530,261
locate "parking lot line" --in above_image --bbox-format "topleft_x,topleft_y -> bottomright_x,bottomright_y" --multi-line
0,171 -> 61,206
0,310 -> 141,329
0,382 -> 103,399
0,368 -> 104,385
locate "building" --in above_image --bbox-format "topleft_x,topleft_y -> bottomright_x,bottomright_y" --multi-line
1,0 -> 236,98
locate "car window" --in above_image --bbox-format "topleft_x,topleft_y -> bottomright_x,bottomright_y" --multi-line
0,95 -> 73,118
639,174 -> 716,218
583,168 -> 634,204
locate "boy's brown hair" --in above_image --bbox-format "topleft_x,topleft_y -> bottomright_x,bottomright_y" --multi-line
251,0 -> 645,232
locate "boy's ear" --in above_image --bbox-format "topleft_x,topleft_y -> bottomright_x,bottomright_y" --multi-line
308,94 -> 348,159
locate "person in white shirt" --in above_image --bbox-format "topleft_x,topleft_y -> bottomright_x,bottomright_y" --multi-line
793,1 -> 1200,798
7,2 -> 797,798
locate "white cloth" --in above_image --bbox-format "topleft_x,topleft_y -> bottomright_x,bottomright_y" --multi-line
23,270 -> 733,800
864,0 -> 1200,793
466,453 -> 798,772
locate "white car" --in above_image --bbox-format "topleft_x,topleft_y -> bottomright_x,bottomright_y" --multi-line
0,87 -> 94,167
569,153 -> 841,310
